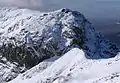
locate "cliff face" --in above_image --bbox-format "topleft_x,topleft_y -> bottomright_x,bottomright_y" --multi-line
0,7 -> 119,82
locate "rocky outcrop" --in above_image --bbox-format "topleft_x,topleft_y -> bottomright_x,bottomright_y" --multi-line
0,7 -> 119,82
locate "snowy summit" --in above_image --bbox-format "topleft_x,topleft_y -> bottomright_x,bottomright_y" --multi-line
0,7 -> 119,83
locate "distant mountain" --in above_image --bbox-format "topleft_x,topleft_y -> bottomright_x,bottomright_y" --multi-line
0,7 -> 119,82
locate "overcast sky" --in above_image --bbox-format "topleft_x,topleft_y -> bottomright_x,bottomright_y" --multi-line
1,0 -> 120,23
0,0 -> 120,22
0,0 -> 120,45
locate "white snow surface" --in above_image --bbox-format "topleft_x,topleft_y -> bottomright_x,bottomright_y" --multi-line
9,48 -> 120,83
0,7 -> 118,59
0,7 -> 119,83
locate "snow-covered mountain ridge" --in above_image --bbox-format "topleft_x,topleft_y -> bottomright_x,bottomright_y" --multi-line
0,7 -> 119,82
9,48 -> 120,83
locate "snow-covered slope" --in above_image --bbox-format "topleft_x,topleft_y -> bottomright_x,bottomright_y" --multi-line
9,48 -> 86,83
9,48 -> 120,83
16,55 -> 60,81
0,7 -> 119,82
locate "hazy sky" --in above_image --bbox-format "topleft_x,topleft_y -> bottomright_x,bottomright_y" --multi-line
0,0 -> 120,45
1,0 -> 120,21
0,0 -> 120,20
1,0 -> 120,24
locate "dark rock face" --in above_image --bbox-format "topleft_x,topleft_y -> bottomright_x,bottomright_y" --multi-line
0,8 -> 119,82
0,23 -> 85,69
